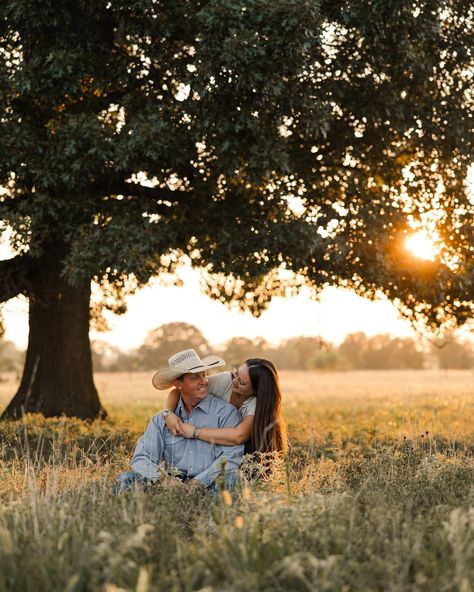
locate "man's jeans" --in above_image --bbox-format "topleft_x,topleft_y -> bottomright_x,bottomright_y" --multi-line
112,470 -> 156,495
112,470 -> 237,495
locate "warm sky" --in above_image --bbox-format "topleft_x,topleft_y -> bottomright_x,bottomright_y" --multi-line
2,260 -> 421,352
2,229 -> 470,352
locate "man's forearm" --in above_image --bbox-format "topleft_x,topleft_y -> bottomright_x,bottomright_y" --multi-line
130,416 -> 165,479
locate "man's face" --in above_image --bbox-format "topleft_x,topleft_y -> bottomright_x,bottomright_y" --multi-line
175,371 -> 208,407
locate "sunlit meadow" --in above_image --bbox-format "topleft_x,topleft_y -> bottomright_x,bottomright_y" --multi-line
0,370 -> 473,591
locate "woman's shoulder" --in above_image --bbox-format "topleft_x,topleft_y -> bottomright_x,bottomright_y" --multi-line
240,395 -> 257,417
208,371 -> 233,399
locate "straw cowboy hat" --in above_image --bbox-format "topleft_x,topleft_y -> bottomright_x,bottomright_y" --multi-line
152,349 -> 226,390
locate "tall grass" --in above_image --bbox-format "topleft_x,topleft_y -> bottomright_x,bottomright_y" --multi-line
0,370 -> 473,591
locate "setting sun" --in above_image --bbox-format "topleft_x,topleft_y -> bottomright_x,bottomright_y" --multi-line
405,230 -> 438,260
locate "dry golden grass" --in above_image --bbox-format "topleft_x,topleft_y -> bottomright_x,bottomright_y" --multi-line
280,369 -> 474,445
0,370 -> 473,591
1,369 -> 473,440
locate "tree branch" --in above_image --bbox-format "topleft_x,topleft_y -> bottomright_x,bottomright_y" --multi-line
0,254 -> 35,303
0,193 -> 36,209
99,180 -> 188,205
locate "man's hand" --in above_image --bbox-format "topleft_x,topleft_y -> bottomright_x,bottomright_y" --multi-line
164,411 -> 185,436
180,422 -> 196,439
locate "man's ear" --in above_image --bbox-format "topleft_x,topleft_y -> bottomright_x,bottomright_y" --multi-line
173,379 -> 182,390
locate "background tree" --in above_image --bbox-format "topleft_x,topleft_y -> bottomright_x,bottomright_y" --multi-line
221,336 -> 271,368
430,335 -> 474,369
363,335 -> 425,370
273,337 -> 334,370
338,333 -> 370,369
339,332 -> 426,369
137,323 -> 209,371
91,341 -> 120,373
0,0 -> 472,418
91,340 -> 140,373
0,338 -> 23,373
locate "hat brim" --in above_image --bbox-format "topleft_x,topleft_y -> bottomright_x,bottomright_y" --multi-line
152,355 -> 226,390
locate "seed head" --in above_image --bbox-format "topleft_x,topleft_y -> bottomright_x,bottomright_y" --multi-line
242,487 -> 251,501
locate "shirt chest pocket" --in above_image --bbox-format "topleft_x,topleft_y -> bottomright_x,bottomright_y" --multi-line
164,431 -> 184,445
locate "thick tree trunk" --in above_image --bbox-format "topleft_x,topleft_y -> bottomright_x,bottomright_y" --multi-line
1,247 -> 106,420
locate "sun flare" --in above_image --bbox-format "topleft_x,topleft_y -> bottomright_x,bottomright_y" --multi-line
405,231 -> 438,261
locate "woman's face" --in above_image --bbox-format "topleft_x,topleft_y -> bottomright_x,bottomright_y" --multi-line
231,363 -> 253,398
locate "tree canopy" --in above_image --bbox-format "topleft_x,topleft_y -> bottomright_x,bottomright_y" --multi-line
0,0 -> 472,417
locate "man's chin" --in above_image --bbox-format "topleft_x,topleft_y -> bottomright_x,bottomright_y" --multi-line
191,388 -> 208,402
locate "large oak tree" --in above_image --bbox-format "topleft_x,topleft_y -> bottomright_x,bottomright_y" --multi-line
1,0 -> 472,418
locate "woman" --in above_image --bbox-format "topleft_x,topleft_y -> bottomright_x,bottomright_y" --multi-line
164,358 -> 287,454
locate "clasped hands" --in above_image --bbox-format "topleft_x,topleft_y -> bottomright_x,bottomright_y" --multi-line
164,411 -> 196,438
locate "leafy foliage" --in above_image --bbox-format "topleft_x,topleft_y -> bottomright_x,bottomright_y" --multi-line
0,0 -> 472,329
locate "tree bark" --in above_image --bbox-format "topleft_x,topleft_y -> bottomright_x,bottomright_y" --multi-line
1,246 -> 106,420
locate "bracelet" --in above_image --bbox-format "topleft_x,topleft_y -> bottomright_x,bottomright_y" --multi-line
192,426 -> 201,439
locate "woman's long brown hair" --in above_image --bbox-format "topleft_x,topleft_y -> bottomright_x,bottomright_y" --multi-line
246,359 -> 288,454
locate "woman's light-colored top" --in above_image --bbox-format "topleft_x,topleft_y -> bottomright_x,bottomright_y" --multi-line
208,371 -> 256,418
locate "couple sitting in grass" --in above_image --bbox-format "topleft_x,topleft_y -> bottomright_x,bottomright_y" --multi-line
114,348 -> 287,494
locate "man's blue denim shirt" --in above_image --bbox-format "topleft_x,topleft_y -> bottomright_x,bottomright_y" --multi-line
131,394 -> 244,486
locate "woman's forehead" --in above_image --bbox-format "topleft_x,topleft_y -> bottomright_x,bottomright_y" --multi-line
237,364 -> 250,377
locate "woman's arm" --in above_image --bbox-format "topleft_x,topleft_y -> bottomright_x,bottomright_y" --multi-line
165,388 -> 180,411
181,415 -> 254,446
164,388 -> 184,436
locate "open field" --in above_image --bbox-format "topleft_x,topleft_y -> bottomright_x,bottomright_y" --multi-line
0,370 -> 473,591
3,369 -> 472,437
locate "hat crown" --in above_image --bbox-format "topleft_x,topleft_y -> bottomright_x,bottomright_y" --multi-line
168,349 -> 202,370
152,349 -> 226,390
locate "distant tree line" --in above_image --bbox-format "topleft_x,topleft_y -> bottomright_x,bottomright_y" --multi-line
91,322 -> 472,372
1,322 -> 471,374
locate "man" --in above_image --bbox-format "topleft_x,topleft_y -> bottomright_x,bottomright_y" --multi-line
113,349 -> 244,494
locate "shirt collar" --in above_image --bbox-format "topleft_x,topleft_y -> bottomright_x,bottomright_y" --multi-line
176,394 -> 211,418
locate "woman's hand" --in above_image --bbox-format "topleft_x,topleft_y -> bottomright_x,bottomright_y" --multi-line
180,422 -> 196,439
164,412 -> 185,436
